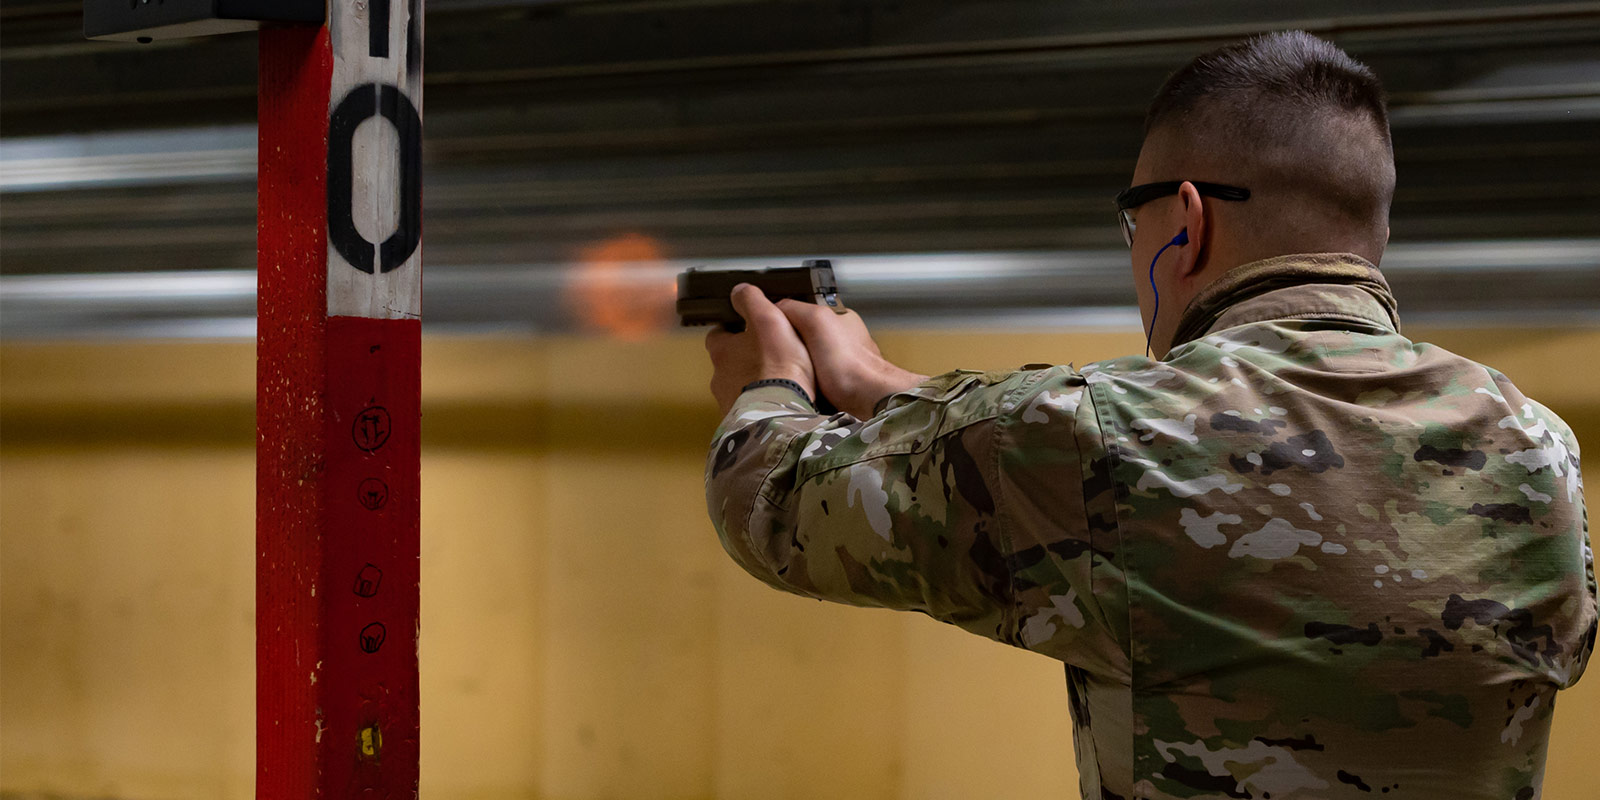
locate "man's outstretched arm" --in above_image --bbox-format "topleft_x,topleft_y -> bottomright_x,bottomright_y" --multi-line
701,286 -> 1117,658
705,366 -> 1028,638
703,285 -> 1022,634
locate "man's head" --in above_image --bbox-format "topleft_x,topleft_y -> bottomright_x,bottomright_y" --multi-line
1126,31 -> 1395,355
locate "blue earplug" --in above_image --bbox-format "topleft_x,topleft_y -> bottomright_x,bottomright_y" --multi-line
1145,229 -> 1189,356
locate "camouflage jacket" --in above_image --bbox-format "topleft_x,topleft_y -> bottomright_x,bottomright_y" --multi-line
704,253 -> 1596,800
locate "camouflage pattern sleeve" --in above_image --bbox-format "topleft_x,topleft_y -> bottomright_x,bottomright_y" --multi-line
703,370 -> 1085,650
991,366 -> 1133,678
1520,393 -> 1598,691
705,373 -> 1018,640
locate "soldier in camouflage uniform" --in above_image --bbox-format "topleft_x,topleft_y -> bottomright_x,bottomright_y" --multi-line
702,32 -> 1594,800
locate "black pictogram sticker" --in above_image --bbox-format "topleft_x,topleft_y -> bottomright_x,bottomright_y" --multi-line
357,478 -> 389,510
354,564 -> 383,598
353,406 -> 391,452
359,622 -> 387,653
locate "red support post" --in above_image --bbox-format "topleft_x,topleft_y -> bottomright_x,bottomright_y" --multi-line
257,1 -> 423,795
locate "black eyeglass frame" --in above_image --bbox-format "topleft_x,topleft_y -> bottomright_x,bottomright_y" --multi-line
1114,181 -> 1251,247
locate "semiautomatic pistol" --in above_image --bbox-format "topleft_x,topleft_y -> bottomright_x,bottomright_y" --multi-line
676,259 -> 845,333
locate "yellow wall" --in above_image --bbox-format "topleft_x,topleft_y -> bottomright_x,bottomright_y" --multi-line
2,327 -> 1597,799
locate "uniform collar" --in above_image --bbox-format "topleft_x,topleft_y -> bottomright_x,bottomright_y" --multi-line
1169,252 -> 1401,350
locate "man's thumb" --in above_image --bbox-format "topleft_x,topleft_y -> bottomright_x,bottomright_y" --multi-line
776,299 -> 834,344
730,283 -> 777,326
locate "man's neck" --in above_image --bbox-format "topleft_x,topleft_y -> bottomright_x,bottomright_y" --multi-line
1155,252 -> 1395,356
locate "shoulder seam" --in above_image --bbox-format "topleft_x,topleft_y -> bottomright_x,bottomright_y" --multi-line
991,368 -> 1061,644
991,388 -> 1017,647
1085,377 -> 1137,675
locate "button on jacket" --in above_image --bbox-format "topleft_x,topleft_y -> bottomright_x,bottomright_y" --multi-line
704,253 -> 1595,800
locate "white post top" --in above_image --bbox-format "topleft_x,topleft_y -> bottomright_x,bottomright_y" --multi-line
327,0 -> 423,320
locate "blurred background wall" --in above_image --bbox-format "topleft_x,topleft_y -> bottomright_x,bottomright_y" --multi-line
3,0 -> 1599,797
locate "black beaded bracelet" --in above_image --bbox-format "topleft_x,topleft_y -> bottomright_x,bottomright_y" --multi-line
741,378 -> 814,406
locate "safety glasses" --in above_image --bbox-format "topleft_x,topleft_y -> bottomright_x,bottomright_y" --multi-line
1115,181 -> 1251,247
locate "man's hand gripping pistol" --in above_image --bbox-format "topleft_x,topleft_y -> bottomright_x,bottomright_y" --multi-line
676,259 -> 846,333
678,259 -> 848,412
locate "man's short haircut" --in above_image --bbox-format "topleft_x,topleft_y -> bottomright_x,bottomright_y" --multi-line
1146,31 -> 1390,145
1143,31 -> 1396,256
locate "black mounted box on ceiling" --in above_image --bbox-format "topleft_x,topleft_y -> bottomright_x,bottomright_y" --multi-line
84,0 -> 325,43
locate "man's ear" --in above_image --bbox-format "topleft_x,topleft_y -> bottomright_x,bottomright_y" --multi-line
1176,181 -> 1207,279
